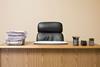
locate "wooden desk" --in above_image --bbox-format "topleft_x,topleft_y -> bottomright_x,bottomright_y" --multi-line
0,42 -> 100,67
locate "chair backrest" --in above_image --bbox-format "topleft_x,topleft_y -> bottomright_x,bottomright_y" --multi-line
36,22 -> 64,41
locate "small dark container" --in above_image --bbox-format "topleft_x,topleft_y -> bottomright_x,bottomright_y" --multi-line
89,38 -> 94,46
81,40 -> 87,46
72,36 -> 79,46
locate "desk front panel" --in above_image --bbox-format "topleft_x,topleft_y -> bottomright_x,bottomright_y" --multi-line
0,49 -> 100,67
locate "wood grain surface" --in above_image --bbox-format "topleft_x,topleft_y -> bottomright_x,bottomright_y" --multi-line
0,42 -> 100,49
0,49 -> 100,67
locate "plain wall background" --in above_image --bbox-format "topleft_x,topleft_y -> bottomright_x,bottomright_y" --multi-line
0,0 -> 100,44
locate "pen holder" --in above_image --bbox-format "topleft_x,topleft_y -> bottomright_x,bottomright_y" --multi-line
72,36 -> 79,46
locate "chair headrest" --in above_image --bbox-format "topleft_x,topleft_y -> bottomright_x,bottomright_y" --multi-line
38,22 -> 63,33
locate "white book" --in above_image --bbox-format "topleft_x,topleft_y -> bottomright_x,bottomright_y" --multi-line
7,31 -> 26,36
6,41 -> 23,45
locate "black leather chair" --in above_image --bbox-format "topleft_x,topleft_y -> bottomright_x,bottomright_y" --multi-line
36,22 -> 64,41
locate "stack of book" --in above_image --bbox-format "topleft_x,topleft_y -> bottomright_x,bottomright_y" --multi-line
6,31 -> 26,45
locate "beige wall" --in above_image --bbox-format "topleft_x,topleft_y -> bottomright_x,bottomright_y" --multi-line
0,0 -> 100,44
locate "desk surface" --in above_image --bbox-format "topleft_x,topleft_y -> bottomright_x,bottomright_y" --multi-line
0,42 -> 100,49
